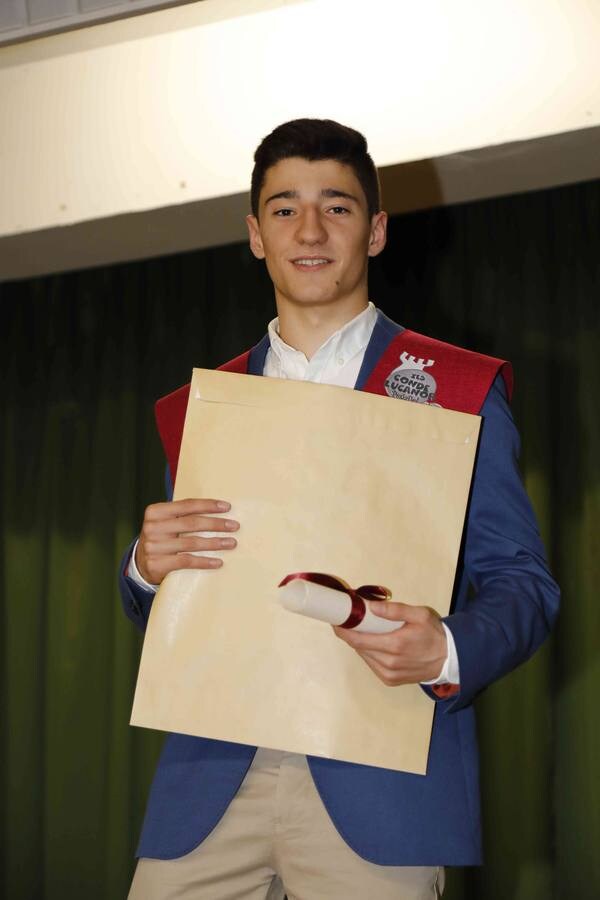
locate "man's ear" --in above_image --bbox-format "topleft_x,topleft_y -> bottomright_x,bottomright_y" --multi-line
367,210 -> 388,258
246,214 -> 265,260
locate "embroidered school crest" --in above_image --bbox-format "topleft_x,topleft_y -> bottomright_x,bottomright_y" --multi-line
384,351 -> 439,405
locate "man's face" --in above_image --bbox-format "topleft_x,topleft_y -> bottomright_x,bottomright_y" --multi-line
246,157 -> 387,311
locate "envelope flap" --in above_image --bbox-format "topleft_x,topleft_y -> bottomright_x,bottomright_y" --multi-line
188,368 -> 482,447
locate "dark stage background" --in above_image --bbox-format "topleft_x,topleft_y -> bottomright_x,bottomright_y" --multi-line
1,178 -> 599,900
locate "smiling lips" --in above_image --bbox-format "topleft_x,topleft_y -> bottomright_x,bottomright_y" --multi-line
291,256 -> 333,271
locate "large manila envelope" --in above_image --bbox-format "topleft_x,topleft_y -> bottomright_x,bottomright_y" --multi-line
131,368 -> 481,774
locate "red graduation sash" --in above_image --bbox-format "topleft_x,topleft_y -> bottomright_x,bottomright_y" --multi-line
154,350 -> 251,486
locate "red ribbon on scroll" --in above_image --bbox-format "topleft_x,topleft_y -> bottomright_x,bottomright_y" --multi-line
278,572 -> 392,629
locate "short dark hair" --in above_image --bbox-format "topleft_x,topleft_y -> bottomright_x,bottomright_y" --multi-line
250,118 -> 381,219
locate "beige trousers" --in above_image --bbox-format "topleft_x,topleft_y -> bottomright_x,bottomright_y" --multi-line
129,748 -> 444,900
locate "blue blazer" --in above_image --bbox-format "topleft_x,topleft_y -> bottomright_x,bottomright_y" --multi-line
120,312 -> 559,865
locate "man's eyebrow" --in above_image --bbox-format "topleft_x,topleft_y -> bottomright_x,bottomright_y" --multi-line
263,188 -> 360,205
320,188 -> 360,203
264,190 -> 300,205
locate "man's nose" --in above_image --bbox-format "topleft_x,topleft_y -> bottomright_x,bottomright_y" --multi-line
295,208 -> 327,245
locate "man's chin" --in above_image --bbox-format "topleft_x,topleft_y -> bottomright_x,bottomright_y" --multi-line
281,287 -> 343,308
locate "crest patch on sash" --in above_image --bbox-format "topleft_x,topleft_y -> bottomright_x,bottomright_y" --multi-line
384,351 -> 439,405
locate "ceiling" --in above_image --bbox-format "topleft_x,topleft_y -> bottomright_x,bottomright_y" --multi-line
0,0 -> 198,46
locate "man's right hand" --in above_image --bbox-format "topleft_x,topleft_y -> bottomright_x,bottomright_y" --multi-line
135,498 -> 239,585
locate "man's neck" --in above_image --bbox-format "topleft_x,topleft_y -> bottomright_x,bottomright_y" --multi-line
275,297 -> 370,359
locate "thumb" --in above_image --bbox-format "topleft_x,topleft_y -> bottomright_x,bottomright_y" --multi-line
366,600 -> 419,622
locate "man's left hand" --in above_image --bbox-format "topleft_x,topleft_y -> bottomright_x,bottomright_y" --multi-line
333,601 -> 448,686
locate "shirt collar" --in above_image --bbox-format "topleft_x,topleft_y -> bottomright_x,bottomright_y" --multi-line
267,302 -> 378,373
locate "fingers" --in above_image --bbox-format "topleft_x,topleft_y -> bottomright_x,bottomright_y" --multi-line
332,607 -> 448,686
333,623 -> 408,654
351,644 -> 445,686
144,498 -> 232,520
356,647 -> 403,669
138,540 -> 234,583
143,535 -> 238,555
143,514 -> 240,538
136,498 -> 240,584
154,553 -> 226,572
366,600 -> 428,623
143,499 -> 239,536
354,652 -> 407,687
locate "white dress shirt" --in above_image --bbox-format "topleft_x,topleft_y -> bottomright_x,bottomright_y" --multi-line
128,302 -> 459,685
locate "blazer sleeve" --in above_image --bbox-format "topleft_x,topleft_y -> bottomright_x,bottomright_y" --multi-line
119,540 -> 156,632
118,465 -> 174,633
440,374 -> 560,711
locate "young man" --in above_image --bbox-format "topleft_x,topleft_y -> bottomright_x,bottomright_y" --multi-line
121,119 -> 559,899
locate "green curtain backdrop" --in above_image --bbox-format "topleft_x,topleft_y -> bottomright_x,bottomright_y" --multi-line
1,178 -> 598,900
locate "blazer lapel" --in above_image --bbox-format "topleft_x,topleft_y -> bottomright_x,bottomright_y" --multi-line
354,310 -> 404,390
247,333 -> 271,376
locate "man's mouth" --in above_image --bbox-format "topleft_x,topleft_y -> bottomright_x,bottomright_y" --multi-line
290,257 -> 333,270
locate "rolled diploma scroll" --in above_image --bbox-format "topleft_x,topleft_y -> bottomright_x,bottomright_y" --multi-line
279,579 -> 404,634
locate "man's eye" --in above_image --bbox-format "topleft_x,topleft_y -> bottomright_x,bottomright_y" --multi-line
330,206 -> 349,215
274,208 -> 294,217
